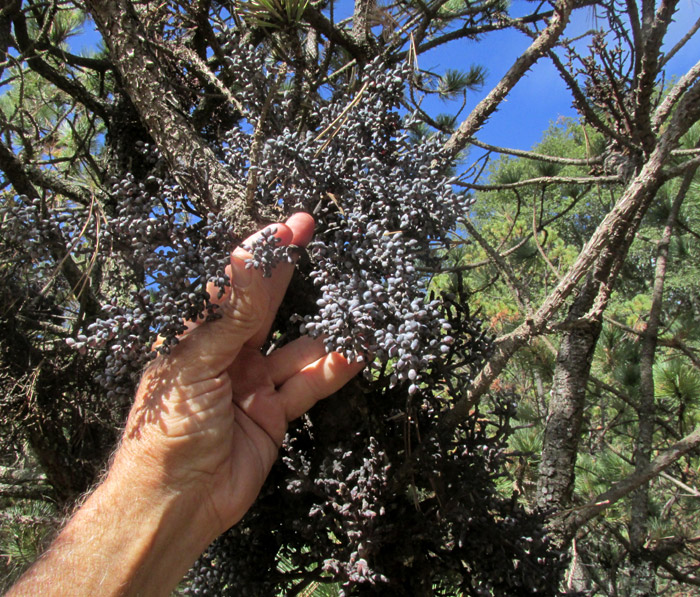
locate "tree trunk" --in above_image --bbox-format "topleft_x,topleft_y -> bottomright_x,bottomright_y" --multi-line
536,276 -> 602,515
626,141 -> 698,597
83,0 -> 254,229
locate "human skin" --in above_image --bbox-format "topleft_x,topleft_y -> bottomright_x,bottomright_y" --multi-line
7,213 -> 362,597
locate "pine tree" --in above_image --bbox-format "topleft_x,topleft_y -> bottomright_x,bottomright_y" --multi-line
2,0 -> 700,593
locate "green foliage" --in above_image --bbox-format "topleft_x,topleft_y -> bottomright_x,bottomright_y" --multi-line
237,0 -> 309,30
436,67 -> 487,100
0,502 -> 57,592
440,115 -> 700,594
275,549 -> 342,596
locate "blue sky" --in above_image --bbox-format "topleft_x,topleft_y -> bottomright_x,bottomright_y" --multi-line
71,1 -> 700,152
418,0 -> 700,150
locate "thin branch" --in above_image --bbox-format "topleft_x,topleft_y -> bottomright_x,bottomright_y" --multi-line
661,15 -> 700,68
456,174 -> 621,191
34,41 -> 112,72
467,137 -> 605,166
659,471 -> 700,497
460,217 -> 530,310
547,49 -> 634,150
11,10 -> 110,122
442,0 -> 575,159
420,234 -> 532,273
559,425 -> 700,532
404,9 -> 555,58
661,153 -> 700,181
652,57 -> 700,132
662,336 -> 700,371
672,148 -> 700,156
532,192 -> 563,282
426,185 -> 592,274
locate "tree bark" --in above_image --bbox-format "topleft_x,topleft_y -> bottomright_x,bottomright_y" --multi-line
83,0 -> 254,229
442,0 -> 574,158
626,142 -> 698,597
439,77 -> 700,437
536,277 -> 602,514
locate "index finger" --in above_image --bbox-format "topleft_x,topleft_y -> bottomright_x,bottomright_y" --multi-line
240,212 -> 315,348
168,213 -> 315,348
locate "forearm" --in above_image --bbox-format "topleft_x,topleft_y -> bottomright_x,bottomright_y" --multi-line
7,451 -> 217,597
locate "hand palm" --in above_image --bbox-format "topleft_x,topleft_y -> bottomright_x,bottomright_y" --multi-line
124,214 -> 361,535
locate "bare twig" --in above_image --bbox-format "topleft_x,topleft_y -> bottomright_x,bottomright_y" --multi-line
442,0 -> 575,159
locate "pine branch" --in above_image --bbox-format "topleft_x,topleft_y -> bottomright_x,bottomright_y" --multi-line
438,77 -> 700,437
652,57 -> 700,131
34,41 -> 112,72
442,0 -> 575,159
404,9 -> 556,58
467,138 -> 605,165
629,133 -> 695,554
547,49 -> 634,151
661,153 -> 700,181
84,0 -> 253,228
11,8 -> 110,122
660,15 -> 700,68
632,0 -> 680,152
460,217 -> 531,310
421,235 -> 531,273
455,174 -> 622,191
559,425 -> 700,533
303,7 -> 366,61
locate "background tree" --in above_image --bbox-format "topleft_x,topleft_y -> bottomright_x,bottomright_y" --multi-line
1,0 -> 700,594
444,116 -> 700,593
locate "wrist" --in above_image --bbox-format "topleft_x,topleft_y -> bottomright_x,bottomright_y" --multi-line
8,449 -> 219,597
93,451 -> 219,595
110,442 -> 225,544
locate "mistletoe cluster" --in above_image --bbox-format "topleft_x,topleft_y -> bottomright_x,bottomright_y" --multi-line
186,387 -> 565,596
221,57 -> 468,391
183,42 -> 563,595
1,35 -> 565,594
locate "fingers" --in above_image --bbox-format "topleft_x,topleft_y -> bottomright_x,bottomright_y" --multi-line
286,212 -> 315,246
155,213 -> 315,383
266,335 -> 329,387
164,261 -> 271,384
203,212 -> 314,315
276,352 -> 364,422
244,213 -> 315,348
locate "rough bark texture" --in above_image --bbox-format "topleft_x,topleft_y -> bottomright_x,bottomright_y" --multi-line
442,0 -> 574,158
626,142 -> 698,597
439,78 -> 700,437
83,0 -> 254,229
535,277 -> 602,513
632,0 -> 679,152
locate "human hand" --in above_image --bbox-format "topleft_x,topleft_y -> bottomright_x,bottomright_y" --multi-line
115,213 -> 363,540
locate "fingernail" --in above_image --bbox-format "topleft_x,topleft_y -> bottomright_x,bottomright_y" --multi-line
231,254 -> 253,288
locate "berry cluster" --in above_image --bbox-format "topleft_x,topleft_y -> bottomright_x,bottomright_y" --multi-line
77,148 -> 235,397
241,226 -> 296,277
307,436 -> 390,588
223,58 -> 470,391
